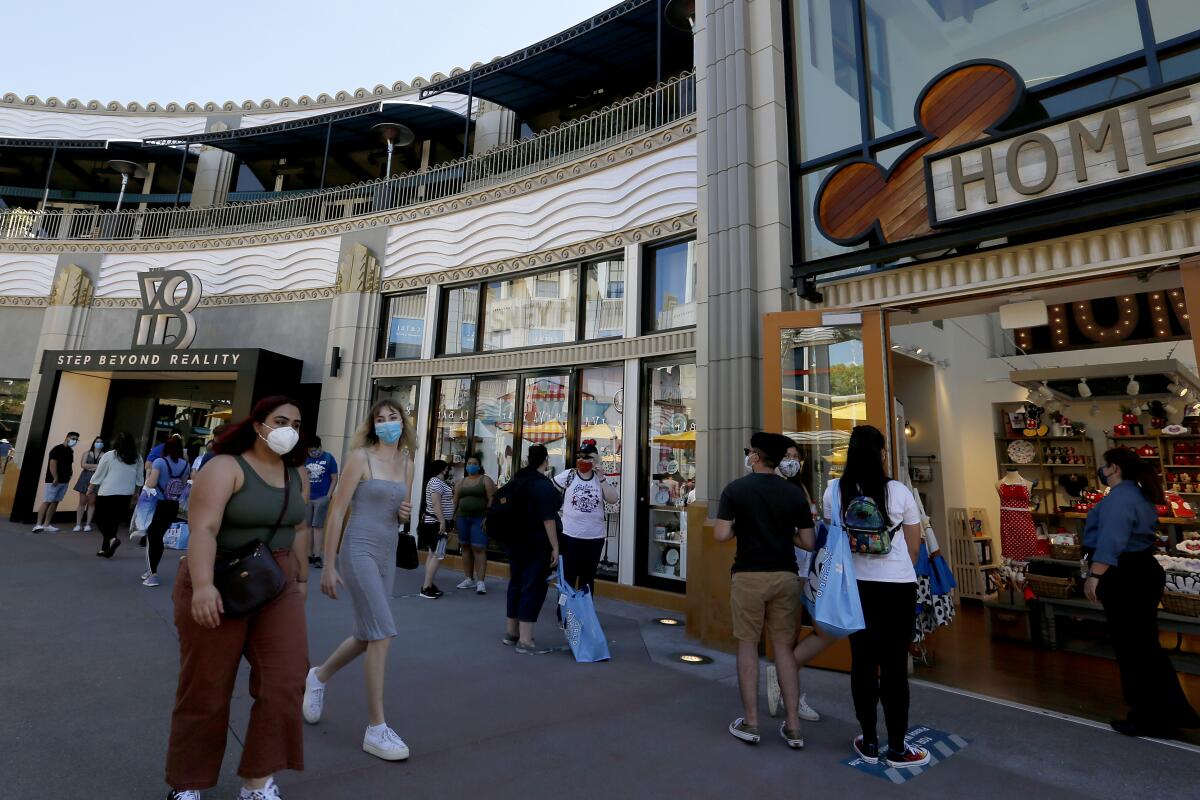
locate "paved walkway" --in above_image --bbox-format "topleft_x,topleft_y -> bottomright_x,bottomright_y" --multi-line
2,520 -> 1197,799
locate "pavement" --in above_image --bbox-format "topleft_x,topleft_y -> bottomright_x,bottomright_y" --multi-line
2,519 -> 1198,800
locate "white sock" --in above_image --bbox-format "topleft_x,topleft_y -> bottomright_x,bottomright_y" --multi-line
307,667 -> 324,686
367,722 -> 387,734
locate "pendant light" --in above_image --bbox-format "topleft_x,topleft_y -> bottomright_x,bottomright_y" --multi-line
1077,379 -> 1091,398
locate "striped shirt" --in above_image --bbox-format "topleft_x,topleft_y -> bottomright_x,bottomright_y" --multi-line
423,476 -> 455,523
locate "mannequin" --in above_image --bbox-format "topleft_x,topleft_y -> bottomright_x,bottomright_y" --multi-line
997,468 -> 1037,561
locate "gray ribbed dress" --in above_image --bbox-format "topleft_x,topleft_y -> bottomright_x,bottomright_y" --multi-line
340,456 -> 409,641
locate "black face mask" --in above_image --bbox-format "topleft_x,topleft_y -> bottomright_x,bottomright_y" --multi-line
1097,466 -> 1109,487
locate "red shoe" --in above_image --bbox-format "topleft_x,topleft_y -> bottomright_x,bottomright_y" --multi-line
885,743 -> 931,768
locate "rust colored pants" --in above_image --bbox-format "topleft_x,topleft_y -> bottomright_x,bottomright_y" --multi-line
165,550 -> 308,791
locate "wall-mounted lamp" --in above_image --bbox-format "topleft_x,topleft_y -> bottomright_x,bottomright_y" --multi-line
329,346 -> 342,378
904,423 -> 916,439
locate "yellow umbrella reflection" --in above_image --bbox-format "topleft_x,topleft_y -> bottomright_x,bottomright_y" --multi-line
580,422 -> 619,440
652,430 -> 696,444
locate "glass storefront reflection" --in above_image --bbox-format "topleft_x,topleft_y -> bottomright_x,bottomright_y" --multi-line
520,374 -> 571,477
473,377 -> 517,487
432,377 -> 472,480
579,366 -> 624,580
646,361 -> 696,584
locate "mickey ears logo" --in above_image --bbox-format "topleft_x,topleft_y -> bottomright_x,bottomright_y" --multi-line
815,60 -> 1025,246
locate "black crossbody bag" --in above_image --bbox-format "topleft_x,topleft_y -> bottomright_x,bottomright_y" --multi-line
213,465 -> 292,618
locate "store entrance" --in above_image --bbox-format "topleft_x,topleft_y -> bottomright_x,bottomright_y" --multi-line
888,269 -> 1200,726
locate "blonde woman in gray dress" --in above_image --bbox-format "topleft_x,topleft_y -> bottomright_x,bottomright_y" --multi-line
302,400 -> 414,761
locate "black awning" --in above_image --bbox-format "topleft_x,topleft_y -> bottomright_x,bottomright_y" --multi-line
147,101 -> 471,160
418,0 -> 693,118
0,138 -> 185,160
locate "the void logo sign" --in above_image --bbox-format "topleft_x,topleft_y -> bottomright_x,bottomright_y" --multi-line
132,270 -> 202,350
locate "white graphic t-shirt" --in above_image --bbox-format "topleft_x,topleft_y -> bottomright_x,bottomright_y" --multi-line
553,470 -> 608,540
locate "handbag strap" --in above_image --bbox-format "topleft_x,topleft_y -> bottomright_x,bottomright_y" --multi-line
264,465 -> 292,548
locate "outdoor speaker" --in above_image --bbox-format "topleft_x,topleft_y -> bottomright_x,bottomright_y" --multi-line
999,300 -> 1048,330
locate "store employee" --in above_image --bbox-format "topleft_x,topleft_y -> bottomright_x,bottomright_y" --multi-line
1083,448 -> 1200,739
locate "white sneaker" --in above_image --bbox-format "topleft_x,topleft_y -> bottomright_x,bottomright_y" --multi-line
302,668 -> 325,724
72,525 -> 82,532
363,724 -> 410,761
237,777 -> 281,799
44,525 -> 59,532
31,525 -> 43,533
799,693 -> 821,722
143,575 -> 161,587
766,664 -> 781,718
476,581 -> 487,595
456,578 -> 475,590
84,524 -> 92,532
142,570 -> 151,580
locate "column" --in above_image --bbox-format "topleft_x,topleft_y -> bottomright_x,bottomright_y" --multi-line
618,357 -> 642,585
317,243 -> 382,462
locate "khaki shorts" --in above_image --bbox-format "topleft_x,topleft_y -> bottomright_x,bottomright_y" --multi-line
730,571 -> 801,643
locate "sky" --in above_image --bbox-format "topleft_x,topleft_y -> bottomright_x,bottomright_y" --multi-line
7,0 -> 619,105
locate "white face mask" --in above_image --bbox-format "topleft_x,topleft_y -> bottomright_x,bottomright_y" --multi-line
744,455 -> 753,471
779,458 -> 801,478
259,423 -> 300,455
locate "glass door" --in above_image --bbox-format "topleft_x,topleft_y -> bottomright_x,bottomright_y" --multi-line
519,374 -> 572,479
578,366 -> 624,581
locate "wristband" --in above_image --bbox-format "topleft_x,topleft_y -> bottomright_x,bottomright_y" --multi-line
296,578 -> 308,583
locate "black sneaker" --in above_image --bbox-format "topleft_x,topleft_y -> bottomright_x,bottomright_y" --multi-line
419,586 -> 439,599
884,743 -> 931,768
853,735 -> 879,764
430,584 -> 444,597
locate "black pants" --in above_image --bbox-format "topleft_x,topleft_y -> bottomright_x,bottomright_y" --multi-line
146,499 -> 180,575
849,580 -> 917,750
560,534 -> 604,594
1098,550 -> 1200,729
94,494 -> 131,547
506,546 -> 551,623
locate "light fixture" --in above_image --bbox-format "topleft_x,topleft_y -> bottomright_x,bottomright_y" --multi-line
1077,379 -> 1092,398
653,617 -> 683,626
1126,375 -> 1141,396
1038,382 -> 1054,402
904,423 -> 916,439
914,347 -> 924,355
1167,379 -> 1189,397
891,344 -> 901,350
372,122 -> 415,178
105,159 -> 147,213
672,652 -> 713,665
1026,389 -> 1039,404
664,0 -> 696,31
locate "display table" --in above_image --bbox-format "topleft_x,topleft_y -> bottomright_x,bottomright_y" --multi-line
1036,596 -> 1200,649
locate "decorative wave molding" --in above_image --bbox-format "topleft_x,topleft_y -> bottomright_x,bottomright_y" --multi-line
95,238 -> 340,297
0,295 -> 48,307
1,120 -> 695,255
816,210 -> 1200,308
382,212 -> 697,291
0,253 -> 55,296
1,62 -> 494,116
384,143 -> 696,279
0,106 -> 205,140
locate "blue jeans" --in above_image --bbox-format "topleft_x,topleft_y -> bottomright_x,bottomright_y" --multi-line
458,515 -> 487,548
506,546 -> 551,623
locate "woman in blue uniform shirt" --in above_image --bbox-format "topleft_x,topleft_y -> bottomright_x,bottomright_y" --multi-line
1084,448 -> 1200,738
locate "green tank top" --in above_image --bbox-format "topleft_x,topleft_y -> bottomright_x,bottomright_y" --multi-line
456,477 -> 489,517
216,455 -> 306,550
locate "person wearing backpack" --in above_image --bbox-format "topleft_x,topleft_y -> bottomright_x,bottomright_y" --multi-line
824,425 -> 928,769
142,436 -> 192,587
553,441 -> 619,597
500,444 -> 561,654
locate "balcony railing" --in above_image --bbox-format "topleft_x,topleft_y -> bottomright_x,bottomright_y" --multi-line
0,72 -> 695,243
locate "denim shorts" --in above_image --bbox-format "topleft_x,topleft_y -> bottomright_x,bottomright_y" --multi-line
43,483 -> 69,503
307,495 -> 330,528
457,515 -> 488,548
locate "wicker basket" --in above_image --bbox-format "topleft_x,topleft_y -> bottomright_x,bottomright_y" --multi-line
1026,574 -> 1076,599
1162,591 -> 1200,617
1051,543 -> 1083,561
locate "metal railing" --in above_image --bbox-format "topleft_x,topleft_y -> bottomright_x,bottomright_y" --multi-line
0,72 -> 695,243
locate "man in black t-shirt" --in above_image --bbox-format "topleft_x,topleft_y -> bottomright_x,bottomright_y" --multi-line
34,431 -> 80,533
502,445 -> 562,655
714,432 -> 815,749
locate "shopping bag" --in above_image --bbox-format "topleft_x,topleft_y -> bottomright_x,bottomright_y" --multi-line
129,489 -> 159,541
556,561 -> 611,663
177,482 -> 191,517
802,521 -> 865,639
929,551 -> 958,596
163,522 -> 189,550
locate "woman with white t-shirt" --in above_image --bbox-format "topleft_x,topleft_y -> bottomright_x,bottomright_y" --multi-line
822,425 -> 929,770
553,441 -> 618,595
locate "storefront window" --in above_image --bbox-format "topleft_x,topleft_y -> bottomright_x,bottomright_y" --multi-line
861,0 -> 1142,137
373,379 -> 420,434
472,377 -> 518,487
584,259 -> 626,340
645,240 -> 696,332
0,378 -> 28,462
431,378 -> 472,478
382,292 -> 426,360
579,366 -> 624,581
645,362 -> 696,586
792,0 -> 866,158
1149,0 -> 1200,42
440,286 -> 480,355
520,374 -> 571,477
779,325 -> 867,506
482,268 -> 579,351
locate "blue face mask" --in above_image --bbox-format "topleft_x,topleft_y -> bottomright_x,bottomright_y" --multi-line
466,464 -> 481,475
1097,466 -> 1109,487
375,420 -> 403,444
